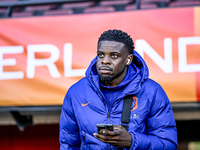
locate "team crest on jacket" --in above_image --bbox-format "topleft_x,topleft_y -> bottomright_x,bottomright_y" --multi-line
131,96 -> 138,111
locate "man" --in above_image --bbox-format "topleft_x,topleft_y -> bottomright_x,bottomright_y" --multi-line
59,29 -> 178,149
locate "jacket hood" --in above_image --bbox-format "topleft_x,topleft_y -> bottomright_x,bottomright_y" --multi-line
85,50 -> 149,97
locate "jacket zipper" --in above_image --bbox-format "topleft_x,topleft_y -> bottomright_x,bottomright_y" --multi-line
107,91 -> 112,123
107,111 -> 110,123
106,104 -> 110,123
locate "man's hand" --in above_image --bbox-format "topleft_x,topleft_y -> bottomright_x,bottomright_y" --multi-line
93,125 -> 132,148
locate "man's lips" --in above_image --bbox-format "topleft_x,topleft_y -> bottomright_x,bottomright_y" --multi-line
99,67 -> 112,74
100,70 -> 112,74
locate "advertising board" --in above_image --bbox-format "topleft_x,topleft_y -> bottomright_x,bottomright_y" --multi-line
0,6 -> 200,106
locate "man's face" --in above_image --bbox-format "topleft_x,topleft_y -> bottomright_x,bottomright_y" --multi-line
96,40 -> 131,87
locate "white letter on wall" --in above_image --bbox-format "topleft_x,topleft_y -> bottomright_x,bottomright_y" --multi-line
27,44 -> 60,78
135,38 -> 173,73
178,36 -> 200,72
64,43 -> 86,77
0,46 -> 24,80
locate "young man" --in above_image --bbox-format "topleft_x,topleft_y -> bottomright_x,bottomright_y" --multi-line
59,29 -> 178,149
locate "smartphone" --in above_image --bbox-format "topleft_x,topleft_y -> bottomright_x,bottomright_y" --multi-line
96,123 -> 114,134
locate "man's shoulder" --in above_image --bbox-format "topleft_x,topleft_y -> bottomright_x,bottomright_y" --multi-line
142,78 -> 160,87
140,78 -> 165,95
69,77 -> 88,91
142,78 -> 169,100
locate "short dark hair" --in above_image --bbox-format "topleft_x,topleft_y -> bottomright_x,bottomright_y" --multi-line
98,29 -> 134,54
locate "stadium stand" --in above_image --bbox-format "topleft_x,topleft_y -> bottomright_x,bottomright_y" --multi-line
0,7 -> 6,17
140,0 -> 170,8
62,1 -> 95,14
140,2 -> 158,9
99,0 -> 133,11
12,11 -> 32,17
0,0 -> 200,18
83,5 -> 115,13
0,0 -> 17,1
125,3 -> 137,10
169,0 -> 200,7
25,4 -> 57,12
44,9 -> 73,16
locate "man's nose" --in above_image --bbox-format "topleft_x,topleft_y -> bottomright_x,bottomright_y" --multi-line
101,56 -> 111,65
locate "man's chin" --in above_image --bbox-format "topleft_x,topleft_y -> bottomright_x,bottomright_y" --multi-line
99,75 -> 113,83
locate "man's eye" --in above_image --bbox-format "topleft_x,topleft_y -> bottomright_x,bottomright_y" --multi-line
112,54 -> 118,58
98,54 -> 104,57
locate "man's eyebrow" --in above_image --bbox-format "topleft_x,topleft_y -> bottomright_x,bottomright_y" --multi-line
97,51 -> 121,54
110,52 -> 121,54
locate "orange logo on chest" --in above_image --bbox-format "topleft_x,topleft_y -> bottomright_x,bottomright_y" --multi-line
81,102 -> 91,107
131,96 -> 138,111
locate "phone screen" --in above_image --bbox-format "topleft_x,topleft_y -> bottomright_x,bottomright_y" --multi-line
96,123 -> 114,134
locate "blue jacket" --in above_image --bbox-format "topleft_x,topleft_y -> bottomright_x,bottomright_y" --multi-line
59,51 -> 178,150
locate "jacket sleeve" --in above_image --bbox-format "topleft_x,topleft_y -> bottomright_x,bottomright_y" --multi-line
129,84 -> 178,150
59,91 -> 81,150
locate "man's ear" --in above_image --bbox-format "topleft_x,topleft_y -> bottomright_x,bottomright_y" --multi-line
126,54 -> 133,65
